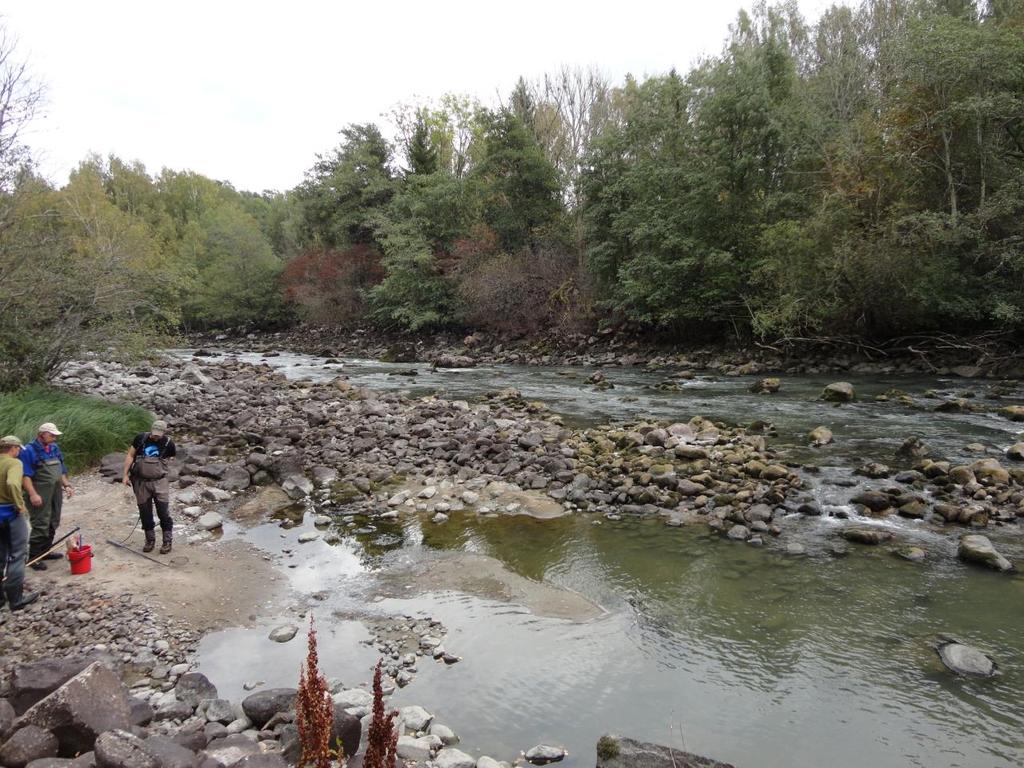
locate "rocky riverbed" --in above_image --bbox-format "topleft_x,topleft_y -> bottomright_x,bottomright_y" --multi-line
193,327 -> 1024,379
4,350 -> 1021,768
56,355 -> 1022,573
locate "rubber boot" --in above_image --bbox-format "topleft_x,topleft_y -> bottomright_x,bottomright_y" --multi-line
5,583 -> 38,612
143,529 -> 156,553
159,529 -> 172,555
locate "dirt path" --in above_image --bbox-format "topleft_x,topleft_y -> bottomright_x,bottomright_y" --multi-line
28,472 -> 287,632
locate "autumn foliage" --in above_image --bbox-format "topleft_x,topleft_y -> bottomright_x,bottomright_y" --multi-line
296,616 -> 335,768
362,661 -> 398,768
281,245 -> 385,326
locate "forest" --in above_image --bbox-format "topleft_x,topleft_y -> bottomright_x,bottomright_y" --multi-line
1,0 -> 1023,387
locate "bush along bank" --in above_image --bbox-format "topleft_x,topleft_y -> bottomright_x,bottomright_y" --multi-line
54,356 -> 1021,574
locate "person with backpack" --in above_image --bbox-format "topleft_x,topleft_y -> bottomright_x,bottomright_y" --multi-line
122,419 -> 177,554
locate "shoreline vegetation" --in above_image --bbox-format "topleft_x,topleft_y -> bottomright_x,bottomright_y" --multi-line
4,2 -> 1024,392
0,387 -> 152,473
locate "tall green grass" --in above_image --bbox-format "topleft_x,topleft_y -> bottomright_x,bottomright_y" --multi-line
0,387 -> 153,474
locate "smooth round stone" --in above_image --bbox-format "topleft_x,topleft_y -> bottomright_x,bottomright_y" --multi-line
269,625 -> 298,643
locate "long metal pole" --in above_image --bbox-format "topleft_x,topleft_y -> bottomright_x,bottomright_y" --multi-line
105,538 -> 173,567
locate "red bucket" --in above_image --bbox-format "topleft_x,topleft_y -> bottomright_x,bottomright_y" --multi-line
68,545 -> 93,575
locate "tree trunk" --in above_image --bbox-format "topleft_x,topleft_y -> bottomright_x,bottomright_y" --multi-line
942,127 -> 958,221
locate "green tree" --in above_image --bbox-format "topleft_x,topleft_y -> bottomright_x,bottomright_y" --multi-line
295,124 -> 396,249
472,109 -> 563,253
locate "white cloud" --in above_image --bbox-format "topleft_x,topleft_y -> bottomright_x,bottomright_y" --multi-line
6,0 -> 840,192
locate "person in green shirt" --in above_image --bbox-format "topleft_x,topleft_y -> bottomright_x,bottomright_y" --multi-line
0,435 -> 38,611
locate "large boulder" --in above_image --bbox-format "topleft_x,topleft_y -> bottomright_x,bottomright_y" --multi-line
1000,405 -> 1024,422
958,535 -> 1014,572
94,730 -> 156,768
595,734 -> 735,768
0,725 -> 59,768
1007,443 -> 1024,462
822,382 -> 855,403
173,673 -> 218,708
7,658 -> 102,714
331,707 -> 361,760
0,698 -> 14,739
937,642 -> 996,678
14,663 -> 132,756
240,689 -> 296,729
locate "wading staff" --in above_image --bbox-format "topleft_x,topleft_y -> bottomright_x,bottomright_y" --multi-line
25,525 -> 82,567
106,538 -> 172,567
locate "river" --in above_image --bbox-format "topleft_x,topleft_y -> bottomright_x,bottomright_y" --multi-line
184,350 -> 1024,768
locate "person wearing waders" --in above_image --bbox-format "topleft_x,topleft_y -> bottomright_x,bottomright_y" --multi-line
0,435 -> 38,610
122,419 -> 176,554
21,422 -> 74,571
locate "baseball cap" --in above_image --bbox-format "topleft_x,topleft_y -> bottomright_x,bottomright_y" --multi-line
150,419 -> 168,436
0,435 -> 24,448
38,422 -> 62,436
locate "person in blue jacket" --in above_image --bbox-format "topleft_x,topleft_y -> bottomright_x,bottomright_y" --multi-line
21,422 -> 74,570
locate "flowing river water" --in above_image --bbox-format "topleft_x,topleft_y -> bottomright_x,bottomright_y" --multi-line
186,351 -> 1024,768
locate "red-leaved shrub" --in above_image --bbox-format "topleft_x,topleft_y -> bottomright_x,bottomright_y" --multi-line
281,245 -> 385,326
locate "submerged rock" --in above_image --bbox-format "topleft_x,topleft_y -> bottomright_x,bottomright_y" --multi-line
524,745 -> 567,765
823,382 -> 855,403
937,642 -> 995,677
840,527 -> 893,545
808,426 -> 833,447
268,625 -> 298,643
957,535 -> 1014,572
595,734 -> 735,768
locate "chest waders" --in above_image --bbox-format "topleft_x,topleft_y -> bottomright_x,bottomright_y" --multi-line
26,457 -> 63,560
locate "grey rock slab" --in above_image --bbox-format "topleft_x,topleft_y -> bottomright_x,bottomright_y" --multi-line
14,662 -> 133,756
8,657 -> 100,714
296,532 -> 319,544
937,642 -> 996,677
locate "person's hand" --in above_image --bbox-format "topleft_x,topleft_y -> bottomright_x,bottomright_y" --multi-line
122,475 -> 131,487
29,492 -> 42,507
63,485 -> 74,498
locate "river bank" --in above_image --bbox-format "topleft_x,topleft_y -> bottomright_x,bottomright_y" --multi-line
192,327 -> 1024,379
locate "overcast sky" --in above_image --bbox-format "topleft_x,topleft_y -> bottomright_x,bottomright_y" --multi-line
5,0 -> 838,193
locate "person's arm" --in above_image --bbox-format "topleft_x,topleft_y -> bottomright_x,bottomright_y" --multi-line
122,445 -> 137,486
22,474 -> 42,507
59,446 -> 74,497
